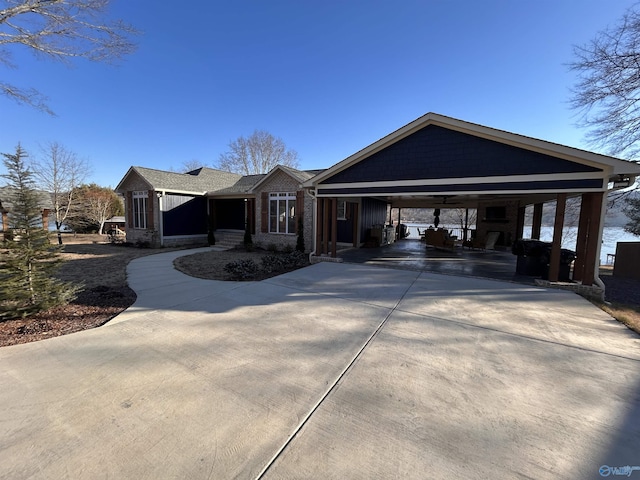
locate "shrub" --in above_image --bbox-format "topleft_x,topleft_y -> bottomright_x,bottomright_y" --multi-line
282,243 -> 293,254
261,254 -> 285,273
266,242 -> 279,252
223,259 -> 259,280
261,251 -> 308,274
287,250 -> 308,268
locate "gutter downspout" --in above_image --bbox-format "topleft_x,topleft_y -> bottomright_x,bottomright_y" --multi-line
158,191 -> 164,247
594,188 -> 609,301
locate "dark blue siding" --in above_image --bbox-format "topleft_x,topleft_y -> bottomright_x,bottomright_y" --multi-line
322,125 -> 601,184
359,197 -> 387,240
163,196 -> 207,236
336,202 -> 356,243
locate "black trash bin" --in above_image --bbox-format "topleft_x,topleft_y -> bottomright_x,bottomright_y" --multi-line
541,248 -> 576,282
512,239 -> 550,276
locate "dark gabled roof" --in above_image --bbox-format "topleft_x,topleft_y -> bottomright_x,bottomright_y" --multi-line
249,165 -> 327,192
115,165 -> 327,198
116,166 -> 242,194
208,174 -> 266,195
278,165 -> 325,183
0,186 -> 53,212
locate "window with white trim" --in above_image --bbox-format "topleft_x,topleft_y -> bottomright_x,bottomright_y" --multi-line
269,192 -> 296,234
132,191 -> 148,229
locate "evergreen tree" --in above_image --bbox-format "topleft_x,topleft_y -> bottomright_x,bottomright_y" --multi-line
0,145 -> 79,319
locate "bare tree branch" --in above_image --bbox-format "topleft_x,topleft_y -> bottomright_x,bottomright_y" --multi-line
30,141 -> 91,244
218,130 -> 300,175
0,0 -> 138,113
570,5 -> 640,159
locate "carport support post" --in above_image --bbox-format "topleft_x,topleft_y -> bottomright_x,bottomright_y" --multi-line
463,209 -> 469,242
322,198 -> 329,255
583,192 -> 604,286
573,194 -> 592,283
532,203 -> 543,239
547,194 -> 566,282
331,198 -> 338,257
516,206 -> 526,240
315,198 -> 322,255
352,203 -> 359,247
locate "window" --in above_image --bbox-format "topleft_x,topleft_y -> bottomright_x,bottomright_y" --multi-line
132,191 -> 148,229
337,200 -> 347,220
269,192 -> 296,234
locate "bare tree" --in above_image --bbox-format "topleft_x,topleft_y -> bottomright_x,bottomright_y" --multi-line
31,142 -> 90,244
0,0 -> 138,113
569,5 -> 640,159
218,130 -> 300,175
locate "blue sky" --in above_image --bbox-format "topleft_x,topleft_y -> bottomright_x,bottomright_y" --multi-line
1,0 -> 637,188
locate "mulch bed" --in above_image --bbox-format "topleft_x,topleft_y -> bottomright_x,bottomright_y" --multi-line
0,286 -> 136,347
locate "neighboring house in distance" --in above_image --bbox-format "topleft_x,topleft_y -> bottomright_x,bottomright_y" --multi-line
0,186 -> 53,234
102,216 -> 125,235
114,165 -> 320,250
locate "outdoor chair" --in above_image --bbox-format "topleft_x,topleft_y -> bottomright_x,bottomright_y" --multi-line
424,228 -> 455,250
463,231 -> 500,250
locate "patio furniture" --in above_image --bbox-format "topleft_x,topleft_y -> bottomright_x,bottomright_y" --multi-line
424,228 -> 455,250
463,231 -> 500,250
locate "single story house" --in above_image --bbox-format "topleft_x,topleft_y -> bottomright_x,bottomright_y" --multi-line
115,113 -> 640,286
115,165 -> 321,251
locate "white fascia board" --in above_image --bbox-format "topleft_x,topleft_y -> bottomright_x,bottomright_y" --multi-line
115,167 -> 154,193
158,189 -> 207,196
207,193 -> 256,199
315,187 -> 607,198
316,172 -> 607,191
248,166 -> 293,192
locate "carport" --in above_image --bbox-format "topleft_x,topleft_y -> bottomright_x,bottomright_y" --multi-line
304,113 -> 640,286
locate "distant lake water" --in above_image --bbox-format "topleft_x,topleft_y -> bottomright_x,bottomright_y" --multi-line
403,223 -> 639,265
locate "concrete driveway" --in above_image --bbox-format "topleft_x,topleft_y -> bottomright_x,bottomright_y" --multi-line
1,249 -> 639,479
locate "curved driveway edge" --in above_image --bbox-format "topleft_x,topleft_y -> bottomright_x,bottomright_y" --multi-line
0,249 -> 639,479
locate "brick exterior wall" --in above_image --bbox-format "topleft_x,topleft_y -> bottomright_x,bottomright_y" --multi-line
253,170 -> 314,252
119,175 -> 162,247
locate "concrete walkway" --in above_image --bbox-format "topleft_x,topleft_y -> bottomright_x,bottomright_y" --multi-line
1,248 -> 640,479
